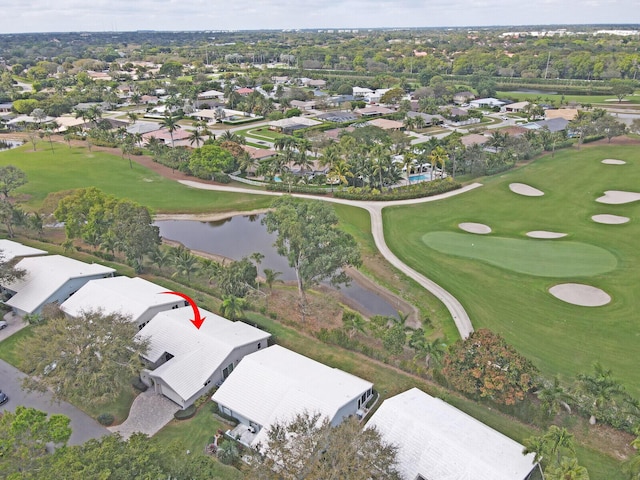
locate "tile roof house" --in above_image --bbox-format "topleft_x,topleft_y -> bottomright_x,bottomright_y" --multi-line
367,118 -> 404,131
212,345 -> 374,448
137,307 -> 271,409
60,276 -> 187,330
545,108 -> 579,121
2,256 -> 115,316
367,388 -> 541,480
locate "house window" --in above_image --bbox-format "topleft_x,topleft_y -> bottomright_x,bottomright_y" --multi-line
204,379 -> 211,387
257,342 -> 261,349
222,362 -> 234,379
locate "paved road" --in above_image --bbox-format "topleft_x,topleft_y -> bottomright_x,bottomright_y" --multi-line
0,360 -> 110,445
177,179 -> 481,338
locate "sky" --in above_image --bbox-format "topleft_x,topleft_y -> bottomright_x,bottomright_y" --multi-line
0,0 -> 638,34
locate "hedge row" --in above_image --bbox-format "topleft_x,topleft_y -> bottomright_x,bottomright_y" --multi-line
333,178 -> 461,201
266,183 -> 329,195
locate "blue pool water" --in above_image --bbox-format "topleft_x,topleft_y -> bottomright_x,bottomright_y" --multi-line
409,173 -> 432,183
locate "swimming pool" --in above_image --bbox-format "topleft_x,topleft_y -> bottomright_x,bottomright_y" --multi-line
409,173 -> 432,183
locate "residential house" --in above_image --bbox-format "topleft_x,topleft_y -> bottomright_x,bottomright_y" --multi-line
236,87 -> 254,96
307,79 -> 327,89
545,108 -> 579,121
138,307 -> 271,409
290,99 -> 317,111
197,90 -> 225,101
0,239 -> 46,262
0,102 -> 13,114
2,255 -> 115,316
502,101 -> 531,113
268,116 -> 321,134
352,86 -> 374,99
469,97 -> 507,109
212,344 -> 374,448
461,133 -> 490,147
354,105 -> 395,117
316,111 -> 358,123
406,111 -> 444,127
60,276 -> 187,330
367,388 -> 541,480
530,117 -> 569,133
367,118 -> 404,131
453,91 -> 476,104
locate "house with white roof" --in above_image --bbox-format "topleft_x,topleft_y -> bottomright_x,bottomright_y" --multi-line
60,276 -> 187,330
212,344 -> 374,448
469,97 -> 507,109
367,388 -> 541,480
137,307 -> 271,409
2,255 -> 115,316
0,239 -> 46,262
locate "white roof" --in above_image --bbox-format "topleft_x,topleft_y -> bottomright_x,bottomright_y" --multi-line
367,388 -> 538,480
268,116 -> 321,128
212,345 -> 373,446
470,97 -> 507,106
137,307 -> 270,402
0,240 -> 46,262
4,255 -> 115,314
197,89 -> 224,98
60,276 -> 177,322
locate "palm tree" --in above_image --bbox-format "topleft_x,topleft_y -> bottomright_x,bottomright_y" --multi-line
188,128 -> 205,148
545,458 -> 590,480
263,268 -> 283,294
577,362 -> 625,425
536,376 -> 573,417
171,247 -> 199,281
220,129 -> 245,144
402,153 -> 416,185
410,334 -> 447,369
220,295 -> 246,321
150,247 -> 172,273
328,160 -> 353,189
127,112 -> 139,125
428,146 -> 448,179
161,114 -> 181,148
342,312 -> 366,338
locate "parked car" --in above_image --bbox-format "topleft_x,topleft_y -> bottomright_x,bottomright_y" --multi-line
0,320 -> 7,330
0,390 -> 8,405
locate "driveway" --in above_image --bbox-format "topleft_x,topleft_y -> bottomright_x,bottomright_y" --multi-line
0,359 -> 110,445
108,390 -> 179,439
0,311 -> 29,342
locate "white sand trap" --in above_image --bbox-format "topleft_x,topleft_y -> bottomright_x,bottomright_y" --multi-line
549,283 -> 611,307
459,222 -> 492,234
509,183 -> 544,197
592,214 -> 630,225
601,159 -> 626,165
596,190 -> 640,205
526,231 -> 567,239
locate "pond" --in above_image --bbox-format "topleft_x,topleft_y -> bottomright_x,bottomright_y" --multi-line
0,139 -> 24,152
154,215 -> 400,317
513,88 -> 558,95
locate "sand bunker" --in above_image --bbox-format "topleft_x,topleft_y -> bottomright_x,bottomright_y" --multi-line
592,214 -> 630,225
596,190 -> 640,205
601,159 -> 626,165
509,183 -> 544,197
549,283 -> 611,307
458,222 -> 492,234
526,231 -> 568,239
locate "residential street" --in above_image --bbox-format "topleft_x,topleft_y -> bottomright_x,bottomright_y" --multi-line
0,359 -> 110,445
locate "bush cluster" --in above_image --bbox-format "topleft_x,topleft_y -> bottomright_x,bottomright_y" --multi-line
266,183 -> 329,194
334,178 -> 461,201
131,377 -> 148,392
97,413 -> 114,426
174,404 -> 197,420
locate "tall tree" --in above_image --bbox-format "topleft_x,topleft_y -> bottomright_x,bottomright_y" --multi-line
0,165 -> 27,200
0,406 -> 71,477
161,113 -> 181,148
262,197 -> 361,321
20,310 -> 149,405
249,412 -> 400,480
577,362 -> 625,425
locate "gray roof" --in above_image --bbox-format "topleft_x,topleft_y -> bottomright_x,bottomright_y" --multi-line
316,111 -> 358,122
534,117 -> 569,132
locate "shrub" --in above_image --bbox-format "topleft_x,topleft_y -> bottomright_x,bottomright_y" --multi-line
174,404 -> 197,420
131,377 -> 148,392
266,183 -> 329,195
97,413 -> 114,426
334,178 -> 461,201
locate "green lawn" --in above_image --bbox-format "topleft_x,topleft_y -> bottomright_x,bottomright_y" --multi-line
154,404 -> 243,479
0,143 -> 272,214
0,325 -> 33,366
422,232 -> 617,277
498,90 -> 640,105
384,143 -> 640,398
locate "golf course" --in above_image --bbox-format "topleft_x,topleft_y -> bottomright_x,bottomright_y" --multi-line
384,142 -> 640,396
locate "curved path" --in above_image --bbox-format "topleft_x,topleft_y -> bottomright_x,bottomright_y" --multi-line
178,180 -> 481,339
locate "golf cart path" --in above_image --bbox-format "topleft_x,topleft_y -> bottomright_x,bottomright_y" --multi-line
178,179 -> 481,339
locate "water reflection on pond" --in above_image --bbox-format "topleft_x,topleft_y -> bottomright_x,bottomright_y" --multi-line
154,215 -> 399,317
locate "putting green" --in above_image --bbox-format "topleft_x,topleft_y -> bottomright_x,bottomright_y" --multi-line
422,232 -> 617,277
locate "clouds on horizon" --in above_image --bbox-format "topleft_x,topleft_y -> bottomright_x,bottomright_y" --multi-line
0,0 -> 637,33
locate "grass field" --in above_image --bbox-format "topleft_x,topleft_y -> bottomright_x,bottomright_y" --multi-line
498,90 -> 640,105
384,143 -> 640,397
0,143 -> 272,213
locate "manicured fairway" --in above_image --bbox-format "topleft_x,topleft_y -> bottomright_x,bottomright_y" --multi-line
422,232 -> 617,277
384,143 -> 640,396
0,142 -> 272,213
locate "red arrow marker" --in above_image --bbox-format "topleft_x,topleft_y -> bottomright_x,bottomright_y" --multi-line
161,291 -> 206,329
